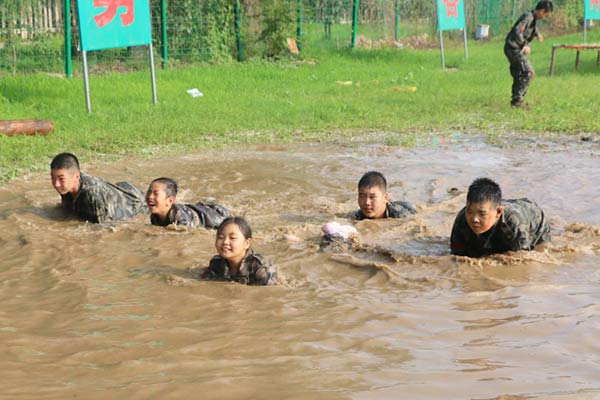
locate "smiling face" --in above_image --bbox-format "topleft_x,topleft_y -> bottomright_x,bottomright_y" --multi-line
146,182 -> 175,221
215,222 -> 251,269
465,201 -> 503,235
50,168 -> 80,196
358,186 -> 389,219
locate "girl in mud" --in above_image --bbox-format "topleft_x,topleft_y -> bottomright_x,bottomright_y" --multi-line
200,216 -> 277,286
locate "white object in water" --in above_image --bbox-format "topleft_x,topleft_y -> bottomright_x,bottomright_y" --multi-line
322,221 -> 358,239
186,88 -> 204,98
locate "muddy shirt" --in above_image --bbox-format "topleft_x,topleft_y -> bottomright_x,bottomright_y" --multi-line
505,10 -> 539,50
150,202 -> 232,229
353,200 -> 417,220
205,250 -> 276,286
60,173 -> 148,223
450,198 -> 551,258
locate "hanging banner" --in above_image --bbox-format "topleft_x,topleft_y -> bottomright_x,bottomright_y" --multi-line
585,0 -> 600,20
77,0 -> 152,51
437,0 -> 466,31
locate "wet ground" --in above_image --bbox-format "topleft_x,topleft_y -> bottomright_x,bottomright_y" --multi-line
1,136 -> 599,399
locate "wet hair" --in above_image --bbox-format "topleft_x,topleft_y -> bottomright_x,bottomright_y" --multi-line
150,177 -> 178,198
535,1 -> 553,12
358,171 -> 387,191
50,152 -> 80,171
217,216 -> 253,239
467,178 -> 502,206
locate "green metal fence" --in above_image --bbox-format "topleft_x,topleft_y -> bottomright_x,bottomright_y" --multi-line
0,0 -> 588,75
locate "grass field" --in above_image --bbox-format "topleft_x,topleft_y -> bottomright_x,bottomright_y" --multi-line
1,28 -> 599,183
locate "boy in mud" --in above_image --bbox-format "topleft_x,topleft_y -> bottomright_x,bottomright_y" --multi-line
50,152 -> 148,223
450,177 -> 551,258
504,0 -> 553,109
321,171 -> 416,252
352,171 -> 416,220
146,177 -> 232,229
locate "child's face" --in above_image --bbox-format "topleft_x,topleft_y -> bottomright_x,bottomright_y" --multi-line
358,186 -> 389,219
535,9 -> 551,20
215,223 -> 251,264
146,182 -> 174,217
465,201 -> 503,235
50,168 -> 80,196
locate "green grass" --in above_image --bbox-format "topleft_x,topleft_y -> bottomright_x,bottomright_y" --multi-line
1,29 -> 599,183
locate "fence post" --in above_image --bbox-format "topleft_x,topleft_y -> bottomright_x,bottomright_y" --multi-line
297,0 -> 303,52
394,0 -> 400,41
351,0 -> 359,48
235,0 -> 242,61
160,0 -> 168,68
64,0 -> 72,78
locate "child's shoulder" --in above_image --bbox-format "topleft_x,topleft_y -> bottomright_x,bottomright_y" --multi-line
245,250 -> 271,266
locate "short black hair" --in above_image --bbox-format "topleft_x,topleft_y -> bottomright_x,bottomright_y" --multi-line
358,171 -> 387,191
150,177 -> 178,198
217,216 -> 253,239
536,1 -> 553,12
466,177 -> 502,206
50,152 -> 80,171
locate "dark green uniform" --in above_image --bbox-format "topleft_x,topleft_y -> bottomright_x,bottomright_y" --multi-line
450,198 -> 551,258
60,173 -> 148,223
504,10 -> 540,105
205,250 -> 276,286
150,201 -> 232,229
353,200 -> 416,220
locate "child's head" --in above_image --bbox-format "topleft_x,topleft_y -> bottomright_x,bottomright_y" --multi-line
215,217 -> 252,265
534,1 -> 553,19
146,177 -> 177,220
465,177 -> 504,235
357,171 -> 389,219
50,152 -> 81,196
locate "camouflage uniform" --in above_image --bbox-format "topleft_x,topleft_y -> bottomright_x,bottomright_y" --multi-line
205,250 -> 276,286
450,198 -> 551,258
353,200 -> 416,220
60,173 -> 148,223
150,201 -> 232,229
504,10 -> 540,105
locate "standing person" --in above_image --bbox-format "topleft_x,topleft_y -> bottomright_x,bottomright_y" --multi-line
50,152 -> 148,223
450,177 -> 551,258
504,1 -> 553,109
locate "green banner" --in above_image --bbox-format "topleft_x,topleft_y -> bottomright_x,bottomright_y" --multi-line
77,0 -> 152,51
437,0 -> 466,31
585,0 -> 600,20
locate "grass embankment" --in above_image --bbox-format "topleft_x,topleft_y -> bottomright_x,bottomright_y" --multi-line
1,30 -> 599,182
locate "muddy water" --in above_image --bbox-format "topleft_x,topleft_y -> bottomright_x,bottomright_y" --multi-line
1,137 -> 599,399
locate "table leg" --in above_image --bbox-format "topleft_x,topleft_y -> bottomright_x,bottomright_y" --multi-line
550,46 -> 557,76
576,50 -> 580,69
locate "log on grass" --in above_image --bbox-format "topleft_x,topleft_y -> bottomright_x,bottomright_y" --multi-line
0,120 -> 55,136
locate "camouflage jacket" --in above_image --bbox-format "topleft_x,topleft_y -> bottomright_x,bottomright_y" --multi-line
205,250 -> 276,286
450,198 -> 551,258
61,173 -> 148,223
505,10 -> 539,50
353,200 -> 417,220
150,201 -> 232,229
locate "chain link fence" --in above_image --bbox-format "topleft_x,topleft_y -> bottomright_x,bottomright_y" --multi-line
0,0 -> 588,74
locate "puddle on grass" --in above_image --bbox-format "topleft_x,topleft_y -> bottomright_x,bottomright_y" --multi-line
0,136 -> 599,399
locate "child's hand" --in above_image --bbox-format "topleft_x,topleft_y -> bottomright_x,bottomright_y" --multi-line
538,34 -> 544,42
522,45 -> 531,55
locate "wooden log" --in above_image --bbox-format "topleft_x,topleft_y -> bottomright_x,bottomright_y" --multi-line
0,120 -> 55,136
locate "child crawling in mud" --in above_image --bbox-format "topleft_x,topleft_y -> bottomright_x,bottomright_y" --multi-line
321,171 -> 416,252
450,177 -> 551,258
193,217 -> 277,286
146,177 -> 232,229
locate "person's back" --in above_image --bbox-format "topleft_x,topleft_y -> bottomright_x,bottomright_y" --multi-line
450,178 -> 550,258
50,153 -> 147,223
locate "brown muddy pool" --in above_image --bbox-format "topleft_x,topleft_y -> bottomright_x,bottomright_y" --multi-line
1,137 -> 599,399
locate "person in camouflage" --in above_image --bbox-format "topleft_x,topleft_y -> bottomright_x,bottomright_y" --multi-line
146,177 -> 232,229
450,177 -> 551,258
352,171 -> 416,220
50,152 -> 148,223
504,1 -> 553,108
199,217 -> 276,286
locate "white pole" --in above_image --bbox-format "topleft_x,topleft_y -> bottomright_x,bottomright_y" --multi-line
148,43 -> 158,104
439,30 -> 445,68
82,50 -> 91,114
463,28 -> 468,59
